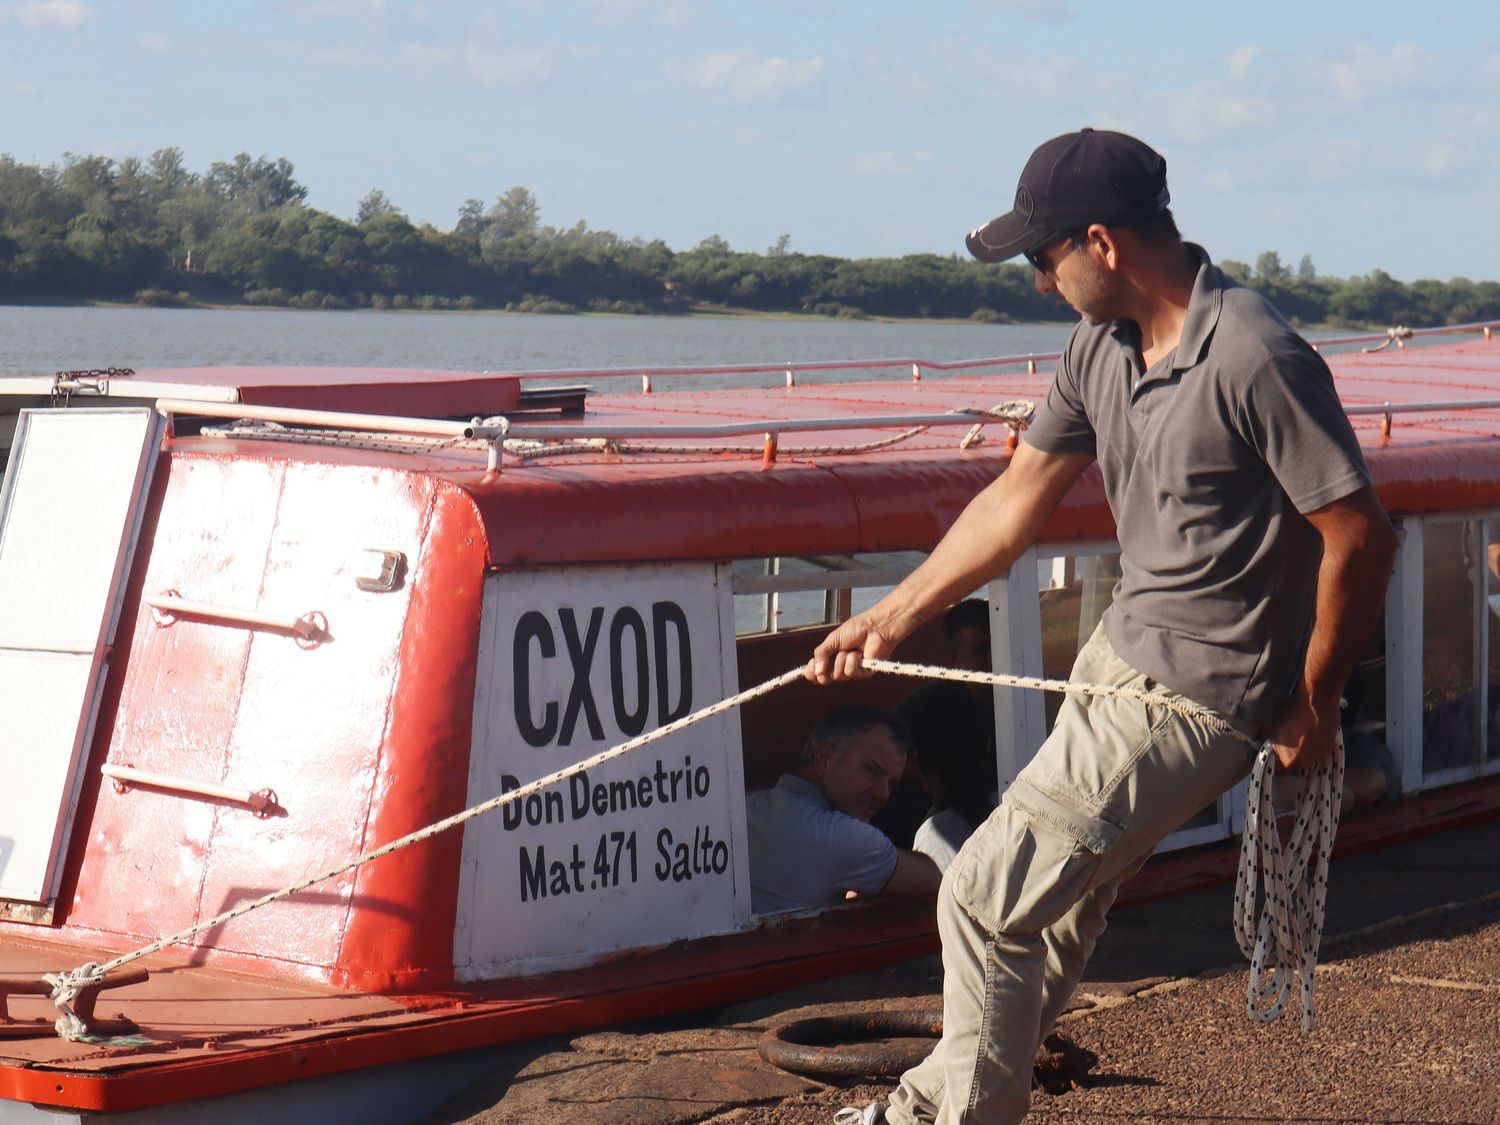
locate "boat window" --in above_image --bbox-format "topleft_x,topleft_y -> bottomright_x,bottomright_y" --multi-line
731,552 -> 926,637
1421,519 -> 1486,778
1035,550 -> 1120,732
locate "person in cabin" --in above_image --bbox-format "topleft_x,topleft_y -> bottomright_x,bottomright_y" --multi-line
745,705 -> 942,914
942,598 -> 992,675
895,682 -> 1000,873
873,599 -> 998,849
811,128 -> 1399,1125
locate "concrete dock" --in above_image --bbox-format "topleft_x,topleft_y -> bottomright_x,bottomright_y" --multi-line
423,815 -> 1500,1124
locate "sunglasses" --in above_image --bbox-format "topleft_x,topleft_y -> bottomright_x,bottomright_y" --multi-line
1023,232 -> 1085,274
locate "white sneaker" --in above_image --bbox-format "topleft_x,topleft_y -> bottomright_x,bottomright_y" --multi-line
833,1104 -> 884,1125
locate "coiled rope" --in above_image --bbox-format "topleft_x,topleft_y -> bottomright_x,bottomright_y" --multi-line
1234,732 -> 1344,1031
46,658 -> 1337,1040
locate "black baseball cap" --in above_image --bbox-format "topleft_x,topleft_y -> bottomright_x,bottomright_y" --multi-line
966,128 -> 1170,263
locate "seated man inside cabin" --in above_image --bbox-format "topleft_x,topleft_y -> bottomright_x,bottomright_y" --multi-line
746,704 -> 942,914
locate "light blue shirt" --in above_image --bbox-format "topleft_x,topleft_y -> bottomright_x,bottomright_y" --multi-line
745,774 -> 898,914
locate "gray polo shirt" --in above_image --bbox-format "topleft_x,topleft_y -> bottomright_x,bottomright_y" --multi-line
1025,247 -> 1370,722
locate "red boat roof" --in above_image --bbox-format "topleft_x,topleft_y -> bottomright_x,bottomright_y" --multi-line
19,336 -> 1500,564
5,365 -> 523,417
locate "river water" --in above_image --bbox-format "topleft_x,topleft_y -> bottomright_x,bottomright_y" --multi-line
0,305 -> 1076,379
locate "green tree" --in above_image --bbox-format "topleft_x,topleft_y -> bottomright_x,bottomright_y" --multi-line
0,156 -> 73,227
356,189 -> 401,224
206,154 -> 308,214
1253,251 -> 1289,284
485,186 -> 540,244
454,197 -> 486,241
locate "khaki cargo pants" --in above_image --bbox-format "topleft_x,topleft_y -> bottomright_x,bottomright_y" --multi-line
886,625 -> 1256,1125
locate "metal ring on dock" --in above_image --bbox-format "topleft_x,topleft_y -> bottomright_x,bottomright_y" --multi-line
756,1007 -> 943,1077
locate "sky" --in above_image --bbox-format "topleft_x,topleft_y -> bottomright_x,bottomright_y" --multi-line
1,0 -> 1497,282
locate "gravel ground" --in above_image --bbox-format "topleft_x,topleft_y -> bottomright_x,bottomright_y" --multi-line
424,818 -> 1500,1125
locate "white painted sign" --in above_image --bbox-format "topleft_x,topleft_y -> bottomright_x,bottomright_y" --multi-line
455,562 -> 749,978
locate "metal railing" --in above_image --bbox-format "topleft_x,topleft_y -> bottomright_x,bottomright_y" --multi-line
147,320 -> 1500,465
494,320 -> 1498,393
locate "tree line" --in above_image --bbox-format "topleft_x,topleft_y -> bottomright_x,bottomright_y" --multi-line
1,149 -> 1497,328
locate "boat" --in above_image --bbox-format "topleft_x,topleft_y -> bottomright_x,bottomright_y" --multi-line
0,321 -> 1497,1121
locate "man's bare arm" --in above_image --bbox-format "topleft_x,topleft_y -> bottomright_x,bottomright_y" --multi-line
879,850 -> 942,898
808,443 -> 1094,683
1264,485 -> 1398,770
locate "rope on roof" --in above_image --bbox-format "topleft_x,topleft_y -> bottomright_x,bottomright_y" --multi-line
203,401 -> 1038,465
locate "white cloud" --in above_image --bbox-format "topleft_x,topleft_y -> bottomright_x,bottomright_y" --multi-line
728,123 -> 772,152
668,49 -> 825,105
7,0 -> 95,30
1156,83 -> 1275,142
850,149 -> 934,179
1417,140 -> 1460,180
1308,138 -> 1361,184
461,45 -> 561,87
136,31 -> 170,53
280,0 -> 389,22
967,0 -> 1073,24
394,40 -> 594,89
581,0 -> 701,33
1322,42 -> 1439,102
1225,45 -> 1263,80
8,79 -> 38,94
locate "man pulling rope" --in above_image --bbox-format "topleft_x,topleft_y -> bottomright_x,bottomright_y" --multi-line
810,128 -> 1397,1125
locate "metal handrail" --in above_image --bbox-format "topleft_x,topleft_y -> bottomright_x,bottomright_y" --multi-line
148,320 -> 1500,462
497,320 -> 1498,389
1345,399 -> 1500,416
1310,320 -> 1498,351
513,351 -> 1060,392
1346,397 -> 1500,438
101,764 -> 278,817
146,593 -> 326,642
505,409 -> 1013,442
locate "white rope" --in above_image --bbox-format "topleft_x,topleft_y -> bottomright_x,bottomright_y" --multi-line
860,658 -> 1257,740
47,666 -> 805,1032
47,653 -> 1335,1040
204,402 -> 1037,464
44,962 -> 105,1042
1233,731 -> 1344,1031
